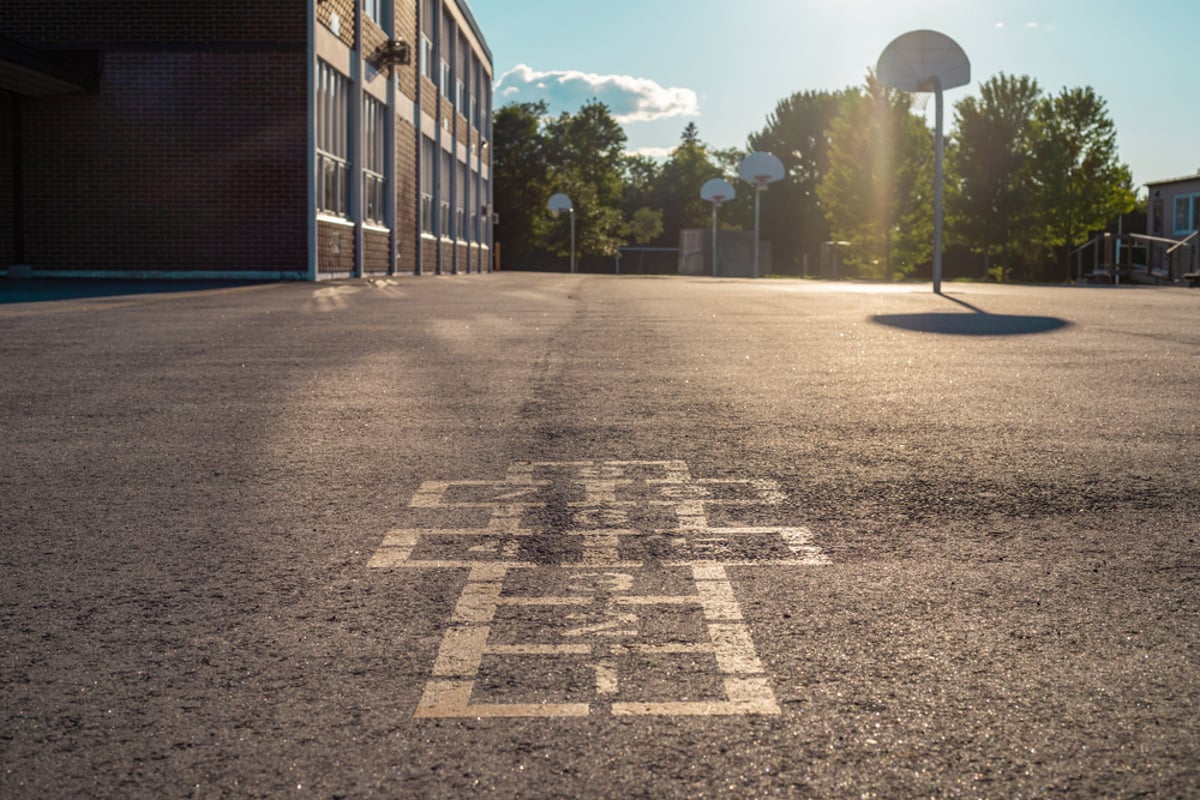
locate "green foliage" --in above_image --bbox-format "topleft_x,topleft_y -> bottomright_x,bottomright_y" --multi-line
628,207 -> 664,245
949,76 -> 1135,281
541,100 -> 630,258
492,74 -> 1136,280
817,75 -> 933,279
622,154 -> 661,219
949,74 -> 1042,280
653,126 -> 722,240
492,101 -> 550,263
1029,86 -> 1136,277
747,89 -> 851,272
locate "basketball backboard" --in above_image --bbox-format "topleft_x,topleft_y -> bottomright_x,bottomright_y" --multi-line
876,29 -> 970,92
700,178 -> 736,205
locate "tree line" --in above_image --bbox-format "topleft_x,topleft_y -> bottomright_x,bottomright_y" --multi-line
493,73 -> 1136,282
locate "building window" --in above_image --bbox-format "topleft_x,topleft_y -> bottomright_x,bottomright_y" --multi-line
456,79 -> 465,113
472,59 -> 482,129
456,159 -> 467,241
440,150 -> 452,238
363,95 -> 386,225
1174,193 -> 1200,235
317,61 -> 350,217
421,36 -> 434,83
441,60 -> 451,98
363,0 -> 381,24
420,136 -> 435,234
481,178 -> 490,242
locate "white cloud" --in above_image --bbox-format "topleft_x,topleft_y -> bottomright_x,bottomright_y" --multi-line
626,146 -> 675,159
994,21 -> 1005,28
495,64 -> 699,123
1026,21 -> 1039,28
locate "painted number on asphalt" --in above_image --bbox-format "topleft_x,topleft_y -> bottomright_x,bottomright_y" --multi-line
368,460 -> 830,718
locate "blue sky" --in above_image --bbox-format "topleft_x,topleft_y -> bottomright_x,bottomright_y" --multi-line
469,0 -> 1198,193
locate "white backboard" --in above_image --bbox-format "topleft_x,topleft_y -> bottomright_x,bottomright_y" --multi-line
700,178 -> 737,205
876,30 -> 970,92
737,152 -> 785,186
547,193 -> 573,214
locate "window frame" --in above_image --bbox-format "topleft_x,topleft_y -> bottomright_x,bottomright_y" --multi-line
420,136 -> 436,235
362,94 -> 387,226
421,36 -> 434,83
316,61 -> 351,218
1174,193 -> 1200,235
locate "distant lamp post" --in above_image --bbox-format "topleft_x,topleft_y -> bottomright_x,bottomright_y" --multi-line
700,178 -> 736,277
877,30 -> 970,293
737,152 -> 785,278
548,193 -> 575,273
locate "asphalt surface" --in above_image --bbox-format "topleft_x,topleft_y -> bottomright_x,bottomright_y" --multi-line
1,274 -> 1197,798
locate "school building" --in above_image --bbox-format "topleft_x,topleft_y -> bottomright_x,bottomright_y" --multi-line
0,0 -> 494,280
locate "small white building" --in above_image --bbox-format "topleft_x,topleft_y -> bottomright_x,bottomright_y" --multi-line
1147,173 -> 1200,238
1140,173 -> 1200,282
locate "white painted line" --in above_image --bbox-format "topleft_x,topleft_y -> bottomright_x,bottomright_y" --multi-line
415,680 -> 590,718
451,581 -> 502,623
431,626 -> 490,677
708,624 -> 768,675
372,459 -> 830,719
487,644 -> 591,656
695,579 -> 743,621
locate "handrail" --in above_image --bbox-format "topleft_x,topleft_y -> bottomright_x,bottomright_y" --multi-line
1166,230 -> 1198,255
1069,238 -> 1097,258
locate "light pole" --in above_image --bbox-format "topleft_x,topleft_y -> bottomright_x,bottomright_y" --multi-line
737,152 -> 784,278
547,193 -> 575,273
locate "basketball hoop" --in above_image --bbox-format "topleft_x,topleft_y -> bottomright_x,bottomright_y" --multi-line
907,90 -> 933,113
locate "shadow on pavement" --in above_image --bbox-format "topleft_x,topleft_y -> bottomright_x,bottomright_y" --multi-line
0,278 -> 270,305
871,293 -> 1070,336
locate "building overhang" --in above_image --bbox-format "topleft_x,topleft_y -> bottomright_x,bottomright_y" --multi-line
0,37 -> 99,97
1146,174 -> 1200,190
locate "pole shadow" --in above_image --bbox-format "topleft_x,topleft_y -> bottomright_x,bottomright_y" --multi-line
871,293 -> 1070,336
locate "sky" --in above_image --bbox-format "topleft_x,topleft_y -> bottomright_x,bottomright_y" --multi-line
468,0 -> 1199,193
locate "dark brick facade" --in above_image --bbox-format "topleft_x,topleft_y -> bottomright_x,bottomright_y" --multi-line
1,1 -> 491,279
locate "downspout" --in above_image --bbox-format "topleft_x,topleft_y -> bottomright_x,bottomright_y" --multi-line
434,0 -> 443,275
413,0 -> 423,275
385,5 -> 397,275
352,4 -> 364,278
306,2 -> 317,280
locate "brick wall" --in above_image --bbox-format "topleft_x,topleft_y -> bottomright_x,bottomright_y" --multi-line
316,0 -> 357,49
363,229 -> 390,273
395,1 -> 418,102
16,50 -> 308,274
420,237 -> 438,273
1,1 -> 305,46
318,220 -> 355,274
395,117 -> 418,273
0,92 -> 13,268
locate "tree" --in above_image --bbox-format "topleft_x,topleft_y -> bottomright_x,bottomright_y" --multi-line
949,74 -> 1042,281
628,207 -> 663,245
748,89 -> 850,272
492,100 -> 550,263
542,100 -> 629,257
1029,86 -> 1136,279
818,75 -> 933,279
653,124 -> 722,243
622,154 -> 661,222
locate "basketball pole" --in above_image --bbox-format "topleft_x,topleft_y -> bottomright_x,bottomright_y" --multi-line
753,185 -> 763,279
712,203 -> 719,277
933,78 -> 944,294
